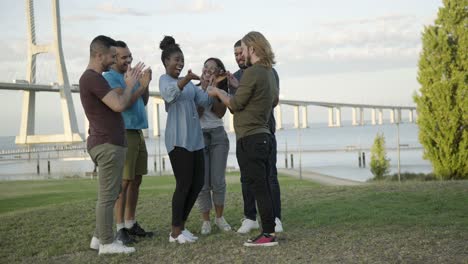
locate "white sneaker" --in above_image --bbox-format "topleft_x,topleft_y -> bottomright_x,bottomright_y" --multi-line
201,221 -> 211,235
237,218 -> 259,234
275,217 -> 284,233
169,233 -> 195,244
91,236 -> 123,250
215,217 -> 232,231
90,236 -> 100,250
98,241 -> 135,255
182,229 -> 198,240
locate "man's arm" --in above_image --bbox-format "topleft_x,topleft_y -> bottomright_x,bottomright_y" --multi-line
102,62 -> 144,112
207,69 -> 255,112
142,88 -> 150,106
111,67 -> 151,108
208,87 -> 232,109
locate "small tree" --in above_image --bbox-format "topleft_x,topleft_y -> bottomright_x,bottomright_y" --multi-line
370,133 -> 391,180
414,0 -> 467,180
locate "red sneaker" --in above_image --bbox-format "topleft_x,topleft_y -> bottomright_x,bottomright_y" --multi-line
243,233 -> 278,247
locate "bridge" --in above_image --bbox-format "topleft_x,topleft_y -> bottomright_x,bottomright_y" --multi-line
0,0 -> 417,146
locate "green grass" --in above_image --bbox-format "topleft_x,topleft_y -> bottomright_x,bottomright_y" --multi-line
1,174 -> 467,263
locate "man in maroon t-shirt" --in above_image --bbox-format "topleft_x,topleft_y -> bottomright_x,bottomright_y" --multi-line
79,35 -> 144,255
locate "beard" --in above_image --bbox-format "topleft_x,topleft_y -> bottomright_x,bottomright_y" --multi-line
102,62 -> 113,72
238,62 -> 248,69
119,63 -> 129,73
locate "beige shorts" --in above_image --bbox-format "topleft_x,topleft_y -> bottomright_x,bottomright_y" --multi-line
123,130 -> 148,180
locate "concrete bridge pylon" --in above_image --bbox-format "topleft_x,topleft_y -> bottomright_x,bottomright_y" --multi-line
16,0 -> 82,144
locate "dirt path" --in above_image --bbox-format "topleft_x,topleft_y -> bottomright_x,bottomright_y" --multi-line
278,168 -> 365,186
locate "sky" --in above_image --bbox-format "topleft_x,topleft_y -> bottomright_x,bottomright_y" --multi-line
0,0 -> 443,136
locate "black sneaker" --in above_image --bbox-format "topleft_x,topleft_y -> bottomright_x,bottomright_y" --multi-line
116,228 -> 137,245
128,222 -> 154,238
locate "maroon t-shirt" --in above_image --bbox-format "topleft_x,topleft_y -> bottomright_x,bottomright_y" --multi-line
79,69 -> 127,150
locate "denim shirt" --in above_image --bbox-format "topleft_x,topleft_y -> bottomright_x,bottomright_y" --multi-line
159,74 -> 212,153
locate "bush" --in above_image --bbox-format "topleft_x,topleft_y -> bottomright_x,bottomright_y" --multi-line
370,132 -> 390,180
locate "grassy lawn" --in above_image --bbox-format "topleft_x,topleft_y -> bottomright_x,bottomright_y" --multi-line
0,173 -> 467,263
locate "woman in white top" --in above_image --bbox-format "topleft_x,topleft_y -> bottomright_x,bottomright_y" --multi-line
196,58 -> 232,234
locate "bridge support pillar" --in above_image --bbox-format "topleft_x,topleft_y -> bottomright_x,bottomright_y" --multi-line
409,110 -> 414,123
352,107 -> 358,126
275,105 -> 283,130
294,106 -> 300,128
228,111 -> 235,132
378,109 -> 383,125
152,98 -> 163,137
84,116 -> 89,138
359,108 -> 364,125
390,109 -> 395,124
16,0 -> 82,144
371,108 -> 376,125
301,106 -> 308,128
397,109 -> 402,123
335,107 -> 341,127
328,107 -> 335,127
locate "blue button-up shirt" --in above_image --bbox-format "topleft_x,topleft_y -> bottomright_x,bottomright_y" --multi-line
103,69 -> 148,130
159,74 -> 212,153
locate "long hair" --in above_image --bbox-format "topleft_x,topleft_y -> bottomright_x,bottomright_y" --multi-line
241,31 -> 276,68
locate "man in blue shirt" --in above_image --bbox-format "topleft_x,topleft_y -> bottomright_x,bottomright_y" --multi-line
103,40 -> 153,245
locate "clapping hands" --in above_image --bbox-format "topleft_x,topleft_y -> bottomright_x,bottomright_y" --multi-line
139,67 -> 152,88
124,62 -> 145,89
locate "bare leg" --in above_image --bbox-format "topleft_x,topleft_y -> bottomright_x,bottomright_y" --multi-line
214,204 -> 224,218
202,211 -> 210,221
171,225 -> 182,238
125,175 -> 142,221
115,180 -> 130,225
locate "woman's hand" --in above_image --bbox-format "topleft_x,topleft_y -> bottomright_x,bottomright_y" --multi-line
206,86 -> 218,97
186,69 -> 200,81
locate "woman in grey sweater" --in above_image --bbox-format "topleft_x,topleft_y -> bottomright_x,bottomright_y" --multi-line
196,58 -> 232,235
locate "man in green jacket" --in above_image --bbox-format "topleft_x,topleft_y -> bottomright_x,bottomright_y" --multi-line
207,31 -> 279,247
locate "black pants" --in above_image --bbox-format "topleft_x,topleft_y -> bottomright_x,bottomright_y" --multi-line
169,147 -> 204,227
240,134 -> 281,221
236,133 -> 275,233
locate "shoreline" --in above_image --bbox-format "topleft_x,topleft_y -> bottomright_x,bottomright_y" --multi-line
278,168 -> 365,186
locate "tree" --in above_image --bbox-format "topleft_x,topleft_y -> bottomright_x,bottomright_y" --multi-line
370,133 -> 391,180
414,0 -> 467,180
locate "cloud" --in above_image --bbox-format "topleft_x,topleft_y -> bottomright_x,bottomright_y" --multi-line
0,13 -> 432,84
63,14 -> 102,22
158,0 -> 224,14
185,0 -> 224,13
266,14 -> 433,77
96,3 -> 151,16
63,2 -> 151,22
64,0 -> 223,20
